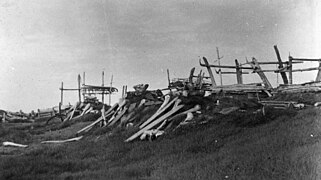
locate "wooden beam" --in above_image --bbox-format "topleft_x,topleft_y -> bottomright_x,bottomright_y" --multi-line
78,74 -> 81,103
102,71 -> 104,104
235,59 -> 243,84
200,57 -> 217,87
249,58 -> 272,89
60,82 -> 63,105
199,61 -> 253,69
290,57 -> 321,61
216,47 -> 223,86
288,56 -> 293,84
316,62 -> 321,82
278,67 -> 321,72
274,45 -> 288,84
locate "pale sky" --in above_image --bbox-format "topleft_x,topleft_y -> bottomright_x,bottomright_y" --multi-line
0,0 -> 320,112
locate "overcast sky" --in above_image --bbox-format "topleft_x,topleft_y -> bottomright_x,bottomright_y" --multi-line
0,0 -> 320,112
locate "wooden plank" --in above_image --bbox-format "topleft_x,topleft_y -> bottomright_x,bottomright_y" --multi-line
274,45 -> 288,84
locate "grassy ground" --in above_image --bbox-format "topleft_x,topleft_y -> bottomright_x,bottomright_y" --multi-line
1,107 -> 321,180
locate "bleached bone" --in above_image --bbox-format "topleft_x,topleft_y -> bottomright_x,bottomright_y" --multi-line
41,136 -> 83,144
3,141 -> 28,148
126,102 -> 184,142
76,110 -> 115,134
139,96 -> 179,129
156,95 -> 170,113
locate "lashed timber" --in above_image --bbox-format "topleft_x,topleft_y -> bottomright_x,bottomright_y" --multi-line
249,58 -> 272,89
208,83 -> 267,93
274,45 -> 289,84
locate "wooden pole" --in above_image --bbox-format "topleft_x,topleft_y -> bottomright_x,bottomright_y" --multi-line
102,71 -> 104,104
216,47 -> 223,86
289,56 -> 293,84
78,74 -> 81,103
189,67 -> 195,84
316,62 -> 321,82
83,72 -> 86,85
274,45 -> 288,84
250,58 -> 272,89
167,69 -> 171,87
60,82 -> 64,105
235,59 -> 243,84
109,75 -> 113,105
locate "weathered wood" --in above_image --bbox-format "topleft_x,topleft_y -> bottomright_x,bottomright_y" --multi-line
60,82 -> 63,105
291,58 -> 321,61
125,104 -> 184,142
167,69 -> 171,87
78,74 -> 81,102
102,71 -> 104,104
274,45 -> 288,84
216,47 -> 223,86
288,56 -> 293,84
189,67 -> 195,83
235,59 -> 243,84
249,58 -> 272,89
277,67 -> 321,72
140,96 -> 179,129
108,107 -> 128,126
316,62 -> 321,82
200,57 -> 217,87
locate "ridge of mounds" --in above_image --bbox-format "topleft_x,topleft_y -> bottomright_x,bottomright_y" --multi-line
71,84 -> 264,142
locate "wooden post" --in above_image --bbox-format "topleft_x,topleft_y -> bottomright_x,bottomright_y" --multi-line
201,57 -> 217,87
250,58 -> 273,89
102,71 -> 104,104
288,56 -> 293,84
235,59 -> 243,84
60,82 -> 64,105
189,67 -> 195,84
216,47 -> 223,86
78,74 -> 81,103
167,69 -> 171,87
316,62 -> 321,82
274,45 -> 288,84
109,75 -> 113,105
83,72 -> 86,85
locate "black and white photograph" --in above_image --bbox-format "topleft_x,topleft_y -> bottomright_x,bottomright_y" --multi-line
0,0 -> 320,179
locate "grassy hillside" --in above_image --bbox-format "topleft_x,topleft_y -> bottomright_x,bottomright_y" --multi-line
1,107 -> 321,180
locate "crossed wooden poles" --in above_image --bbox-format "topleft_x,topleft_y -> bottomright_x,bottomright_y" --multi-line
199,45 -> 321,89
